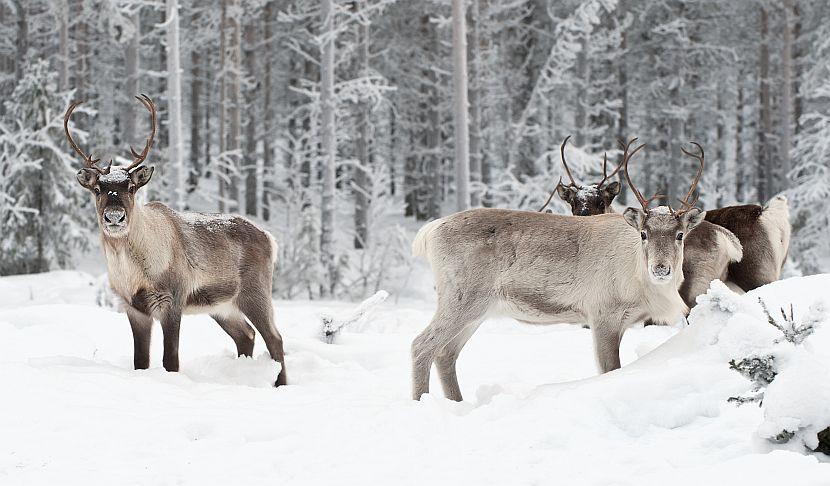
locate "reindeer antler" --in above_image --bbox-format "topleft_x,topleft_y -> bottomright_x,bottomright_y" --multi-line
559,136 -> 578,187
64,101 -> 112,174
674,141 -> 705,215
597,148 -> 625,189
124,94 -> 157,172
619,138 -> 660,212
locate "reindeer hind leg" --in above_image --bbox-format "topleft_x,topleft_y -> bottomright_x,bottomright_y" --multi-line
212,313 -> 256,357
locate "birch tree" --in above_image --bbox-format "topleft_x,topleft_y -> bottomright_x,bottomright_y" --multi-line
320,0 -> 337,295
451,0 -> 470,211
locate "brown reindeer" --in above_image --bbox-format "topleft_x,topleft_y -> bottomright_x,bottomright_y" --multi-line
412,142 -> 709,401
65,95 -> 287,386
549,138 -> 789,295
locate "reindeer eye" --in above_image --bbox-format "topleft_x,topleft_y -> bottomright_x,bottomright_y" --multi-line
640,231 -> 647,241
93,186 -> 101,195
676,232 -> 684,241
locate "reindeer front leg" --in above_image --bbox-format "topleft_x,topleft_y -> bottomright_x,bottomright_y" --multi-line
588,313 -> 626,374
160,307 -> 183,372
126,306 -> 153,370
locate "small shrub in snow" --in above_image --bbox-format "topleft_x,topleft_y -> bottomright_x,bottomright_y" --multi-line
728,298 -> 830,455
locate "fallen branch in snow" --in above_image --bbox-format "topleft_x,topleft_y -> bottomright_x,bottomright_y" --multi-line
320,290 -> 389,344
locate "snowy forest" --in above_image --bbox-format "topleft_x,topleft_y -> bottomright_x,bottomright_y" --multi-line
2,0 -> 830,296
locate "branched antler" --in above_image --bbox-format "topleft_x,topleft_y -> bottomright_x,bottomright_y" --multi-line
64,101 -> 112,174
619,138 -> 657,211
675,141 -> 705,215
124,94 -> 157,172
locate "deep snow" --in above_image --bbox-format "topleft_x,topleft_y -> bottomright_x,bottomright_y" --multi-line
1,271 -> 828,485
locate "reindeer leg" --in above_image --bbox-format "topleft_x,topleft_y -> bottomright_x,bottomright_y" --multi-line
412,297 -> 487,401
590,318 -> 625,373
126,306 -> 153,370
237,296 -> 287,386
435,320 -> 484,402
160,307 -> 182,372
212,314 -> 256,357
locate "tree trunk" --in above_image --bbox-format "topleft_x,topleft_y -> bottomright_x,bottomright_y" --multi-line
243,21 -> 258,216
188,9 -> 201,193
218,0 -> 227,211
616,12 -> 628,205
261,1 -> 275,221
735,80 -> 745,203
452,0 -> 470,211
166,0 -> 185,211
758,8 -> 772,202
58,0 -> 69,91
13,0 -> 27,83
227,0 -> 242,212
320,0 -> 337,296
124,11 -> 140,148
468,0 -> 483,207
792,2 -> 802,136
353,1 -> 371,249
780,0 -> 794,191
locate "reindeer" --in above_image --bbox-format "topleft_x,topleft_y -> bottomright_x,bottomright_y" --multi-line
539,135 -> 622,215
65,95 -> 287,386
411,143 -> 709,401
548,138 -> 790,294
548,138 -> 744,311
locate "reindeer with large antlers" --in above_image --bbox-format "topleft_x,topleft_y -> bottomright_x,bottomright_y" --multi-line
66,95 -> 287,386
550,137 -> 789,296
411,142 -> 712,401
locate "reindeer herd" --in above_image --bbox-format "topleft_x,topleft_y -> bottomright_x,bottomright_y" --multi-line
63,96 -> 790,399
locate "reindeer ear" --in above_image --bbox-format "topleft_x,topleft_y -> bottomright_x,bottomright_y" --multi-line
76,168 -> 99,190
556,183 -> 573,202
604,181 -> 621,197
623,207 -> 645,230
681,208 -> 706,231
129,166 -> 154,190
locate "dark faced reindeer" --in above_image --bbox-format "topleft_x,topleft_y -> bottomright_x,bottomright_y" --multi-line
538,136 -> 623,215
549,139 -> 743,311
411,143 -> 708,401
548,139 -> 788,293
65,95 -> 287,386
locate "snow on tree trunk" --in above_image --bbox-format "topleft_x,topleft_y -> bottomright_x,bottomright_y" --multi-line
166,0 -> 185,211
320,0 -> 337,296
451,0 -> 471,212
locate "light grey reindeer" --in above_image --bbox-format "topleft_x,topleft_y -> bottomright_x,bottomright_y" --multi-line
548,138 -> 744,310
65,95 -> 287,386
411,142 -> 708,401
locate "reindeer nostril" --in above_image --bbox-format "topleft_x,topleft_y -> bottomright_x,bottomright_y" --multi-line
652,264 -> 671,277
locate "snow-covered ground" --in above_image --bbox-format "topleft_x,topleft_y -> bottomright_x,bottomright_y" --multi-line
1,271 -> 828,485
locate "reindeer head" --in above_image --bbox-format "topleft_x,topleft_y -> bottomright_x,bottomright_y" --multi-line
65,95 -> 156,238
621,141 -> 707,285
552,136 -> 622,216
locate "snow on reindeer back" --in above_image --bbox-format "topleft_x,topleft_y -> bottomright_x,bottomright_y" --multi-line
179,212 -> 241,232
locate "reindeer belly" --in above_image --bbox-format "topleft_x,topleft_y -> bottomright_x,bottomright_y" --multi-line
183,281 -> 240,316
494,288 -> 583,325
